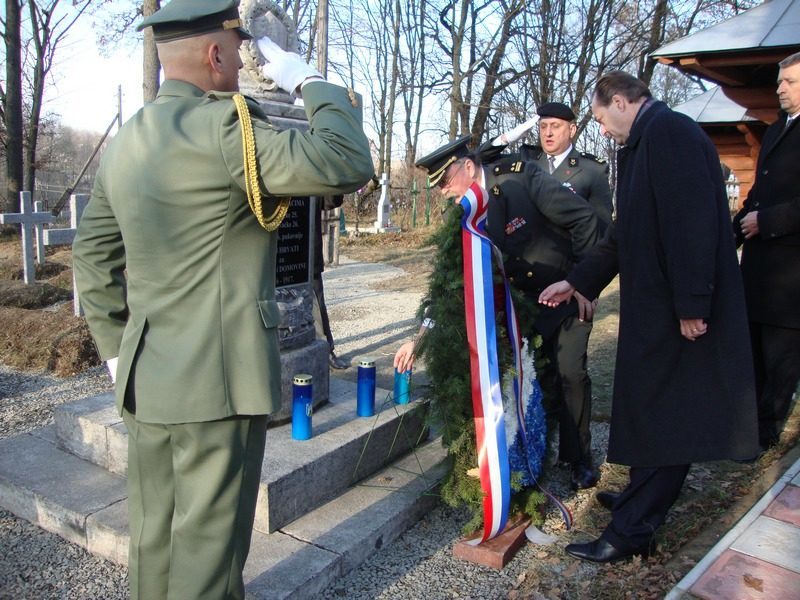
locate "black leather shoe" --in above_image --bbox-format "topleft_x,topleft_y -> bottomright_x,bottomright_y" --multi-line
329,352 -> 349,370
565,537 -> 649,563
571,462 -> 599,490
595,491 -> 619,511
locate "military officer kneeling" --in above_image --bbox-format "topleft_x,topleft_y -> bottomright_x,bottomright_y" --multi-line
416,136 -> 602,489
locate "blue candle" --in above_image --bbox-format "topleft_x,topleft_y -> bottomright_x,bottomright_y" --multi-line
292,374 -> 313,440
394,368 -> 412,405
357,358 -> 376,417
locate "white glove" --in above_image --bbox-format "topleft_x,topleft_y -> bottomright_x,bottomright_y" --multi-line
106,357 -> 118,384
257,36 -> 323,96
492,115 -> 540,146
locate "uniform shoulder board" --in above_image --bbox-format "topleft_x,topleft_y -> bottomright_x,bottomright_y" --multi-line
205,90 -> 237,101
580,151 -> 606,164
491,157 -> 526,176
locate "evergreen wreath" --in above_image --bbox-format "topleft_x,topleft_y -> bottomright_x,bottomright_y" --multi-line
417,205 -> 548,534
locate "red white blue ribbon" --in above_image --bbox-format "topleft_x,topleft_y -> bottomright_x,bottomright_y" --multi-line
460,182 -> 512,543
460,182 -> 573,540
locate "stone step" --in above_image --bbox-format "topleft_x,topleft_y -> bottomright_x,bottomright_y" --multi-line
0,427 -> 447,599
53,377 -> 429,532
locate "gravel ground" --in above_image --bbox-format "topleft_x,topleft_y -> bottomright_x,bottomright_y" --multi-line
0,255 -> 610,599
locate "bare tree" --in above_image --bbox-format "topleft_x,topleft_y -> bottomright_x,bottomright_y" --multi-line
142,0 -> 161,102
2,0 -> 24,211
23,0 -> 93,199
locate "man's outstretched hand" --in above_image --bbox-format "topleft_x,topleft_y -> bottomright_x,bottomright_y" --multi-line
539,280 -> 576,307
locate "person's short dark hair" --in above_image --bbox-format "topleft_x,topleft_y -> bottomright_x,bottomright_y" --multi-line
593,71 -> 652,106
779,51 -> 800,69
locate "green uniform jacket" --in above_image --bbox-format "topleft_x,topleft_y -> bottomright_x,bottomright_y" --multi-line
73,79 -> 373,424
521,144 -> 613,228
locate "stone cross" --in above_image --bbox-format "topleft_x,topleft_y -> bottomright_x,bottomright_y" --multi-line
43,194 -> 89,316
33,201 -> 47,266
375,172 -> 391,231
0,192 -> 56,284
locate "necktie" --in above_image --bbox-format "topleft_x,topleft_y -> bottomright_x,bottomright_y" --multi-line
548,155 -> 556,174
786,117 -> 795,132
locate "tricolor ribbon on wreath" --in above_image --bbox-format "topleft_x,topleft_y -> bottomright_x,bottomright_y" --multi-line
459,181 -> 573,544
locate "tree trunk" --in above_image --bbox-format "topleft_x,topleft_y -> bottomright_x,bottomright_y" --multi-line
23,0 -> 48,200
640,0 -> 668,85
142,0 -> 161,102
4,0 -> 24,211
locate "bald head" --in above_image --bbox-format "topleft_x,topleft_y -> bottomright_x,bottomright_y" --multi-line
157,29 -> 243,92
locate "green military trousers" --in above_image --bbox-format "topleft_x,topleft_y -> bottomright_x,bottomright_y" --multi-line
122,409 -> 268,600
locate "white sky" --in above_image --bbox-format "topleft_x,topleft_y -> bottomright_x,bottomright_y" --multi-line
46,19 -> 145,134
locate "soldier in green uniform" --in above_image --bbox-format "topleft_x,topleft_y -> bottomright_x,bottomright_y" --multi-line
414,137 -> 601,490
480,102 -> 612,229
72,1 -> 372,597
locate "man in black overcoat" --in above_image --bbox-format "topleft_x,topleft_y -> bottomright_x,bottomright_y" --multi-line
732,51 -> 800,450
540,71 -> 758,563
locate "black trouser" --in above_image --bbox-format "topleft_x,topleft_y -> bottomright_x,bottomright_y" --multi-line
312,274 -> 335,351
749,321 -> 800,447
602,464 -> 690,552
538,315 -> 593,464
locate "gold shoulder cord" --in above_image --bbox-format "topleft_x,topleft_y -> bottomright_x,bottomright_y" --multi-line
232,93 -> 290,231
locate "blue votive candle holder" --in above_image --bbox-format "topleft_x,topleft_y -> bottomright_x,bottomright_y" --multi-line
292,374 -> 313,440
394,368 -> 412,405
357,358 -> 376,417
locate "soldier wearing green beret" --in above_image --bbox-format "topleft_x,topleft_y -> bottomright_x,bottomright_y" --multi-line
72,0 -> 373,597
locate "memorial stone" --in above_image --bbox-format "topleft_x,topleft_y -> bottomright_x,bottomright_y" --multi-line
43,194 -> 89,316
239,0 -> 329,420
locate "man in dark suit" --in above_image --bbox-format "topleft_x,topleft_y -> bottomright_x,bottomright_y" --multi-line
415,136 -> 601,489
541,71 -> 757,563
733,51 -> 800,451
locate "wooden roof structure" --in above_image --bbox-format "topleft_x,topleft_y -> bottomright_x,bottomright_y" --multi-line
652,0 -> 800,202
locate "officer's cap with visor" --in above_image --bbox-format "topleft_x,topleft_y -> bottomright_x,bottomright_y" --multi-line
415,135 -> 473,188
137,0 -> 252,43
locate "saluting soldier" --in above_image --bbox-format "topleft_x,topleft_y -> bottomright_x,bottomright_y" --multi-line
480,103 -> 613,488
522,102 -> 614,228
72,1 -> 373,597
415,137 -> 602,490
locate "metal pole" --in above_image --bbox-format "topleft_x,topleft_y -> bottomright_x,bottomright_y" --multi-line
425,180 -> 431,226
411,179 -> 418,229
50,113 -> 118,215
316,0 -> 329,77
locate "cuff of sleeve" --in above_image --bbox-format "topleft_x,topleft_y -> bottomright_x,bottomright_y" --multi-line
675,294 -> 712,320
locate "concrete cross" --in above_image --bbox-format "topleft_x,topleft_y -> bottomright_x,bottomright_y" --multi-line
42,194 -> 89,316
33,201 -> 47,266
0,192 -> 56,284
